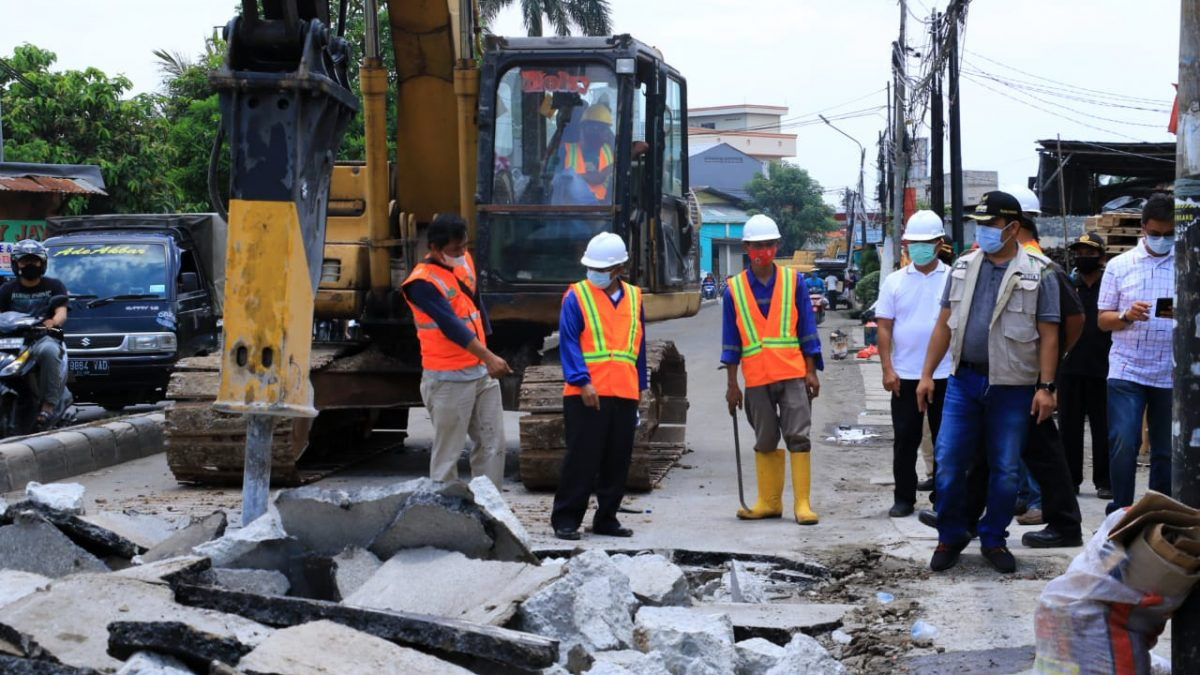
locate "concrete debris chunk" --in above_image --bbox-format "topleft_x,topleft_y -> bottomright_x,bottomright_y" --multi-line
611,553 -> 691,606
330,547 -> 381,601
106,621 -> 253,670
206,568 -> 291,596
0,511 -> 109,578
113,556 -> 210,586
25,482 -> 85,514
724,561 -> 766,604
689,603 -> 851,643
172,583 -> 559,670
0,653 -> 100,674
274,480 -> 428,555
0,575 -> 271,671
467,476 -> 538,562
80,511 -> 176,551
8,501 -> 146,559
587,663 -> 634,675
369,490 -> 493,560
0,497 -> 8,522
518,549 -> 637,658
236,619 -> 473,675
0,570 -> 52,610
632,607 -> 737,675
735,637 -> 786,675
592,649 -> 673,675
192,510 -> 295,568
764,632 -> 846,675
345,547 -> 562,626
138,511 -> 227,564
113,650 -> 193,675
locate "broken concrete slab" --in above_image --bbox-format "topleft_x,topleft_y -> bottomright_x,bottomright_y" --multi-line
192,510 -> 297,569
330,547 -> 381,601
113,651 -> 193,675
172,583 -> 558,671
25,482 -> 85,514
0,511 -> 109,577
735,637 -> 785,675
518,549 -> 637,657
0,497 -> 8,521
107,621 -> 253,670
0,575 -> 270,671
114,556 -> 211,586
7,501 -> 147,559
592,649 -> 672,675
138,511 -> 227,564
369,491 -> 493,560
632,607 -> 737,675
344,547 -> 562,626
237,619 -> 471,675
0,570 -> 51,610
0,653 -> 100,674
611,553 -> 691,606
80,511 -> 176,551
206,568 -> 291,596
467,476 -> 537,563
273,480 -> 429,556
688,602 -> 852,643
725,560 -> 766,604
764,632 -> 846,675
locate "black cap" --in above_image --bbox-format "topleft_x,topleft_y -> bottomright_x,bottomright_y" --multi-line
967,191 -> 1023,223
1069,231 -> 1107,252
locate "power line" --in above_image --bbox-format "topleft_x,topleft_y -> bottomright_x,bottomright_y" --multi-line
962,70 -> 1167,128
966,49 -> 1171,106
962,61 -> 1172,112
961,72 -> 1150,142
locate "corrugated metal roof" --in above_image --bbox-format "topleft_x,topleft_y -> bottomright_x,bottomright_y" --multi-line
0,174 -> 107,195
701,204 -> 749,224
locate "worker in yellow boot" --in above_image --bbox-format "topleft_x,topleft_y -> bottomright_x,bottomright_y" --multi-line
721,215 -> 823,524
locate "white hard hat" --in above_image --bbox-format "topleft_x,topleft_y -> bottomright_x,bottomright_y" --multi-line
742,214 -> 782,242
1005,184 -> 1041,215
903,210 -> 946,241
580,232 -> 629,268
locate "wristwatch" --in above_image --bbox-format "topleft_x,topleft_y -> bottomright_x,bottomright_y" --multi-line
1119,310 -> 1133,325
1036,381 -> 1057,394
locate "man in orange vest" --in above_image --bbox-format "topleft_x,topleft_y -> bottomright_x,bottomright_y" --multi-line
551,232 -> 647,540
402,214 -> 512,487
722,214 -> 824,524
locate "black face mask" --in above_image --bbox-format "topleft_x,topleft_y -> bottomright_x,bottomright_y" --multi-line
1074,257 -> 1101,274
18,265 -> 43,281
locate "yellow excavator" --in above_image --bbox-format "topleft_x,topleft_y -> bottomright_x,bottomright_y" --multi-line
164,0 -> 698,522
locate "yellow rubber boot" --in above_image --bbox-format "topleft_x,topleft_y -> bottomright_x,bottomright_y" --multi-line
790,451 -> 820,525
736,448 -> 785,519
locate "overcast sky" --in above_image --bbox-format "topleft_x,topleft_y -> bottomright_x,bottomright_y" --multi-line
2,1 -> 1180,208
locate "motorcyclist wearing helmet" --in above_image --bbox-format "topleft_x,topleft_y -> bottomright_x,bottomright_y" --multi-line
0,240 -> 69,426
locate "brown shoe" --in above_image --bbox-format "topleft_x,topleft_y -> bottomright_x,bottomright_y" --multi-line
1016,508 -> 1044,526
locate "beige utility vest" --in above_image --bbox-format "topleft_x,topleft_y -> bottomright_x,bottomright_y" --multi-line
946,247 -> 1048,385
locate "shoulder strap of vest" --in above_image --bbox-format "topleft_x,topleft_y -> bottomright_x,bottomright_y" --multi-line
572,281 -> 607,353
728,270 -> 761,346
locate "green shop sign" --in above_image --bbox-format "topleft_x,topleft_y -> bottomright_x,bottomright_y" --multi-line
0,220 -> 49,243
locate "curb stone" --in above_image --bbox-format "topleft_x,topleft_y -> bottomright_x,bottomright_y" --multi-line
0,413 -> 165,492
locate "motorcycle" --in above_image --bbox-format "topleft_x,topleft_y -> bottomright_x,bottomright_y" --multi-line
0,301 -> 75,438
701,280 -> 717,300
809,292 -> 828,325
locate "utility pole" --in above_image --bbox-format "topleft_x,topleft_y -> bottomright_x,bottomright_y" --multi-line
889,0 -> 908,273
843,189 -> 854,267
947,0 -> 964,251
929,11 -> 944,220
1173,0 -> 1200,668
820,114 -> 866,271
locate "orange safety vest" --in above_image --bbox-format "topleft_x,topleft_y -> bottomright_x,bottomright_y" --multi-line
728,266 -> 808,388
563,142 -> 613,200
403,257 -> 485,372
562,280 -> 643,401
455,251 -> 478,294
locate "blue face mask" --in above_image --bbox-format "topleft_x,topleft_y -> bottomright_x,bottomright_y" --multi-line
587,269 -> 614,288
1145,234 -> 1174,255
907,242 -> 938,266
975,224 -> 1010,254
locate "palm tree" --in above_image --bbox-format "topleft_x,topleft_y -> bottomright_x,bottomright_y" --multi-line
479,0 -> 612,37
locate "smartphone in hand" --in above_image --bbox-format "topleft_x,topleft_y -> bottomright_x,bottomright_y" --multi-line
1155,297 -> 1174,319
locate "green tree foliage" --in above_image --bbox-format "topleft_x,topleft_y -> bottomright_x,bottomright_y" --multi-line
480,0 -> 612,37
744,162 -> 838,255
855,270 -> 880,308
152,38 -> 226,212
337,1 -> 396,162
0,45 -> 173,214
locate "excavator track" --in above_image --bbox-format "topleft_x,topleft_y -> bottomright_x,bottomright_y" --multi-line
165,346 -> 414,486
518,339 -> 689,492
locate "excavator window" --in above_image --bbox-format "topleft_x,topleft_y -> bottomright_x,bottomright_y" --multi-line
663,78 -> 685,198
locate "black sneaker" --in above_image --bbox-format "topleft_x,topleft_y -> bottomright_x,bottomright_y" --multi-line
917,478 -> 934,492
918,509 -> 938,529
1097,487 -> 1113,500
1022,527 -> 1083,549
888,502 -> 914,518
930,541 -> 967,572
553,527 -> 581,541
981,546 -> 1017,573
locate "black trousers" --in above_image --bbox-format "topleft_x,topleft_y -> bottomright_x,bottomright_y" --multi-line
966,416 -> 1082,537
1059,373 -> 1110,490
551,395 -> 638,531
892,378 -> 946,507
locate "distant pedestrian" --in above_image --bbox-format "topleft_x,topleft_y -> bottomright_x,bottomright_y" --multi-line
917,191 -> 1061,573
875,211 -> 951,518
723,215 -> 824,525
551,233 -> 647,540
824,272 -> 840,309
1059,232 -> 1112,500
1097,193 -> 1176,513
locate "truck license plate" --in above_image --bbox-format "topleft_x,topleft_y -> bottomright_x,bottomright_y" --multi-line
69,359 -> 109,376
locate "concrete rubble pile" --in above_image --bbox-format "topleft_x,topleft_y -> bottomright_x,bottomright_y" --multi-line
1,479 -> 851,673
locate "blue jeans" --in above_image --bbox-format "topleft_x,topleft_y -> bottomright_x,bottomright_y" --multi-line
934,368 -> 1034,548
1019,461 -> 1042,511
1106,379 -> 1172,513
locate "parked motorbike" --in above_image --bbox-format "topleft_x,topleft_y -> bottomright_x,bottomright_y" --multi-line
0,301 -> 75,438
809,292 -> 828,325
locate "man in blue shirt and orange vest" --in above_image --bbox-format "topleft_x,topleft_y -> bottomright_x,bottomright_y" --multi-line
551,232 -> 648,541
402,214 -> 512,487
722,215 -> 824,525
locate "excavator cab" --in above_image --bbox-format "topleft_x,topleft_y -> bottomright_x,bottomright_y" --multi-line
476,35 -> 700,338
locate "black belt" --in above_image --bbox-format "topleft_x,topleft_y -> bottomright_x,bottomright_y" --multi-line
959,360 -> 988,376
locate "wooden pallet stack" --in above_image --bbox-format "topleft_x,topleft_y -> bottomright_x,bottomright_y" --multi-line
1084,211 -> 1142,259
518,340 -> 689,492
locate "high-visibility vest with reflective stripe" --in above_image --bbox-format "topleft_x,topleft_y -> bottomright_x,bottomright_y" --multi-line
562,280 -> 643,401
563,142 -> 613,200
729,266 -> 808,388
402,258 -> 485,372
455,251 -> 478,294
